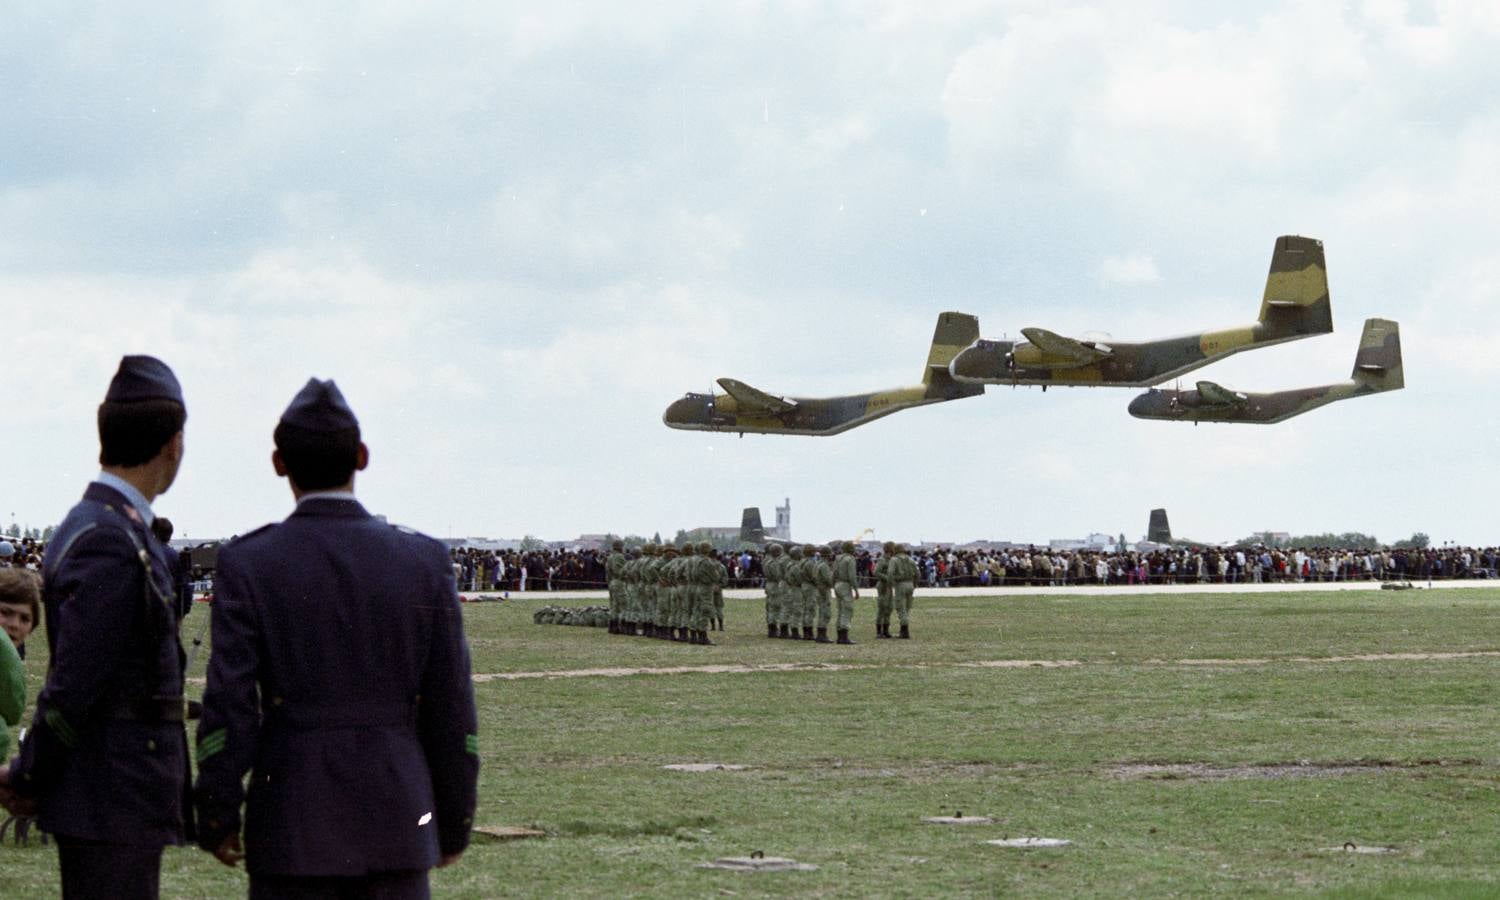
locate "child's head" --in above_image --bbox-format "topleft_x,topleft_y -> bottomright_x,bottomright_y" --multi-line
0,568 -> 41,650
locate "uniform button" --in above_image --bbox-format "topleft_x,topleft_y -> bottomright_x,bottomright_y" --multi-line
272,697 -> 283,706
147,739 -> 158,751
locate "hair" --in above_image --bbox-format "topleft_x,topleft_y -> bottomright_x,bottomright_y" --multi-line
97,399 -> 186,467
151,516 -> 174,543
274,422 -> 361,491
0,568 -> 42,624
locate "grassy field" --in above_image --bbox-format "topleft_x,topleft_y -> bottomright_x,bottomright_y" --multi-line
4,587 -> 1500,897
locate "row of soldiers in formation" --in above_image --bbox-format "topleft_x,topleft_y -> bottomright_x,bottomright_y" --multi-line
603,539 -> 922,644
604,539 -> 727,645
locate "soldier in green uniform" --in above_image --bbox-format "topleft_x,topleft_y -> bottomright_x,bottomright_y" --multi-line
810,544 -> 834,644
784,545 -> 808,640
622,547 -> 641,636
671,544 -> 687,641
673,544 -> 694,642
690,541 -> 718,646
678,546 -> 693,642
833,541 -> 860,645
874,542 -> 894,638
763,544 -> 784,638
891,544 -> 918,639
648,545 -> 663,637
606,539 -> 627,635
704,543 -> 726,632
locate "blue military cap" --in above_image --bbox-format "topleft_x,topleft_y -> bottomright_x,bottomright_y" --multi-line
279,378 -> 359,433
105,355 -> 184,405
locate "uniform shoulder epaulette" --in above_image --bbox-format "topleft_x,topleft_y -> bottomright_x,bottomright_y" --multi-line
389,522 -> 447,550
226,522 -> 278,548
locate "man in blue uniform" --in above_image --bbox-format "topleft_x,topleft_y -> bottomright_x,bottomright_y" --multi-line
194,378 -> 479,899
0,355 -> 191,900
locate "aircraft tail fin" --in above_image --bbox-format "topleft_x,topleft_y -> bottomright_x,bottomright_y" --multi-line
1257,235 -> 1333,340
740,508 -> 766,545
1350,318 -> 1403,390
1147,508 -> 1172,544
923,311 -> 984,397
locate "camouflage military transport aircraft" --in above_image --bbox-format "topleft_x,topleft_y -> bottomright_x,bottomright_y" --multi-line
948,235 -> 1334,388
1127,318 -> 1402,424
663,312 -> 984,436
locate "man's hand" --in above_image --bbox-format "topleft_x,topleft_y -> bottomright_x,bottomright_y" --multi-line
438,852 -> 463,868
0,765 -> 38,817
213,833 -> 245,868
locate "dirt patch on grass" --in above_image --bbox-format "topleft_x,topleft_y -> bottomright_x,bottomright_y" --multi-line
1167,651 -> 1500,666
471,650 -> 1499,682
474,661 -> 881,681
1111,758 -> 1477,781
475,659 -> 1078,681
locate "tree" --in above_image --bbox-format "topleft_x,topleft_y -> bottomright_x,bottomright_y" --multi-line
3,522 -> 17,538
519,534 -> 546,552
41,525 -> 56,542
1392,532 -> 1430,550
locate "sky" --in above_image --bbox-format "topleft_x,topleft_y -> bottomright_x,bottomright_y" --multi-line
4,0 -> 1497,547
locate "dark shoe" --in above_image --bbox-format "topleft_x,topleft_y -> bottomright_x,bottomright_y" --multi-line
768,623 -> 778,639
837,629 -> 855,645
779,624 -> 791,639
717,618 -> 724,631
898,625 -> 911,639
877,623 -> 889,639
815,627 -> 832,644
802,627 -> 814,641
699,630 -> 716,646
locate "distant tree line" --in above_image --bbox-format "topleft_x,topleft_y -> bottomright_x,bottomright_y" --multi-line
1234,531 -> 1430,551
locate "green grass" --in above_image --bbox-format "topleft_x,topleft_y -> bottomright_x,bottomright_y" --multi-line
5,588 -> 1500,897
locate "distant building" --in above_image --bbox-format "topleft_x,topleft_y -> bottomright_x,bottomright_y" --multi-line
1048,533 -> 1116,552
771,498 -> 792,542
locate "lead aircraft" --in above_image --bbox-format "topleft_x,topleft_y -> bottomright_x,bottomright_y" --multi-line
662,312 -> 984,436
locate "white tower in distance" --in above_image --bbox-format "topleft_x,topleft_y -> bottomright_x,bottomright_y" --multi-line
774,498 -> 791,542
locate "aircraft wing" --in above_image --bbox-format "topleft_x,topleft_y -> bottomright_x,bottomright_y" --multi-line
1020,328 -> 1112,363
717,378 -> 798,414
1195,380 -> 1248,406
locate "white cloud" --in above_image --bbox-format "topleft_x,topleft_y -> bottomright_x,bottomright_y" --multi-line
1100,254 -> 1161,285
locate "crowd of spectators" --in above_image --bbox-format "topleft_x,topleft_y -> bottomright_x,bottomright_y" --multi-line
0,538 -> 44,571
445,543 -> 1500,592
6,536 -> 1493,591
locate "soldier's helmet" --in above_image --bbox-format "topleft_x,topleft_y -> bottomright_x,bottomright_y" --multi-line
612,539 -> 624,551
804,544 -> 818,557
883,541 -> 895,554
769,543 -> 784,556
842,541 -> 856,554
663,545 -> 676,557
896,543 -> 908,555
789,544 -> 803,558
681,543 -> 695,556
643,543 -> 656,556
698,540 -> 713,555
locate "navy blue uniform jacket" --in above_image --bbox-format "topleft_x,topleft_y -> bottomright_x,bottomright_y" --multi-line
194,497 -> 479,876
9,483 -> 189,845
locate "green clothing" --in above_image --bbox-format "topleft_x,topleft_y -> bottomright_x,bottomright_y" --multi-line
0,637 -> 24,762
890,553 -> 918,626
833,553 -> 857,586
811,557 -> 833,628
763,555 -> 783,624
874,556 -> 893,626
782,556 -> 804,627
606,551 -> 627,618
